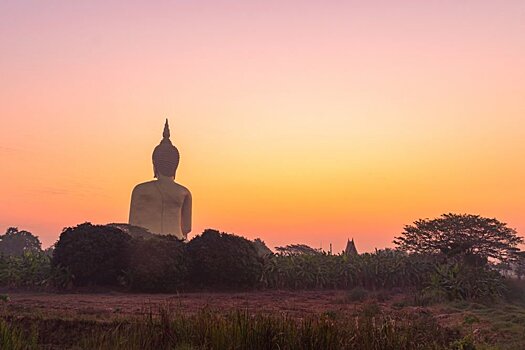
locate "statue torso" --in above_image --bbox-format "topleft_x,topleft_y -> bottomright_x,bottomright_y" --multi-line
129,179 -> 190,240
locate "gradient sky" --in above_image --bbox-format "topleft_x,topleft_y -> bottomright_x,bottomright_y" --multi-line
1,1 -> 524,252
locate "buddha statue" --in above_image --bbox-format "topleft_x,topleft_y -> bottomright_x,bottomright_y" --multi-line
129,119 -> 192,241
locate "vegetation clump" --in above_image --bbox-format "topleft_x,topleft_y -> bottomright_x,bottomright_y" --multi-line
0,319 -> 37,350
0,252 -> 51,288
394,213 -> 523,302
347,287 -> 368,302
126,235 -> 188,292
395,213 -> 523,265
0,227 -> 42,256
187,229 -> 263,289
2,214 -> 525,348
0,213 -> 524,302
261,249 -> 435,290
425,262 -> 506,301
52,223 -> 131,287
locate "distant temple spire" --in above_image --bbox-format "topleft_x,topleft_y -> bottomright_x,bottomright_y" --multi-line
345,238 -> 358,256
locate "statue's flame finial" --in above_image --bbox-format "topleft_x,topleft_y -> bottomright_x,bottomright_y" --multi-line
153,118 -> 179,178
163,118 -> 170,139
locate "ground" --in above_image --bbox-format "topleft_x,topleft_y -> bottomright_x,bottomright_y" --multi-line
2,290 -> 525,349
4,290 -> 361,319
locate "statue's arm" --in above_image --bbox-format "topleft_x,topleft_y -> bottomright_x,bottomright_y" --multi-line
181,190 -> 192,236
128,187 -> 139,226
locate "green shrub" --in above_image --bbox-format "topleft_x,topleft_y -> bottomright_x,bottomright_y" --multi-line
52,223 -> 131,286
426,262 -> 506,301
127,235 -> 188,292
372,290 -> 391,302
186,229 -> 263,289
347,287 -> 368,302
503,279 -> 525,303
450,335 -> 477,350
361,301 -> 382,317
0,252 -> 51,288
463,314 -> 480,325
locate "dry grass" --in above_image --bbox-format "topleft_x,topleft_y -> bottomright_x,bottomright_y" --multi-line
1,291 -> 525,349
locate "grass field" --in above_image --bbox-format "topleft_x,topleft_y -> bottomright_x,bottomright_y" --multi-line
1,290 -> 525,349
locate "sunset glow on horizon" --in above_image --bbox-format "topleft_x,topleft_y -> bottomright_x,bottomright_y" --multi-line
1,1 -> 524,252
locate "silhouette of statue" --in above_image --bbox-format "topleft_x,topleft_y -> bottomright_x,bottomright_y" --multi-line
129,119 -> 192,241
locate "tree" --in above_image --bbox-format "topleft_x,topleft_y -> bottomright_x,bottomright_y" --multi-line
513,251 -> 525,280
252,238 -> 273,257
187,229 -> 263,289
0,227 -> 42,256
275,244 -> 321,256
107,223 -> 156,239
52,223 -> 131,286
394,213 -> 523,265
127,235 -> 188,292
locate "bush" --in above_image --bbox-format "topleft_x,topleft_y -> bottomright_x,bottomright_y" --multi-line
360,301 -> 382,317
127,235 -> 188,292
347,287 -> 368,302
504,279 -> 525,303
52,223 -> 131,286
426,262 -> 506,301
0,252 -> 51,288
186,229 -> 263,289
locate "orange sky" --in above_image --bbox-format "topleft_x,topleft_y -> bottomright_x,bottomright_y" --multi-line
1,1 -> 524,252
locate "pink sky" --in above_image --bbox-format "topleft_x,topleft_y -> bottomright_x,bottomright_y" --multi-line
1,1 -> 524,252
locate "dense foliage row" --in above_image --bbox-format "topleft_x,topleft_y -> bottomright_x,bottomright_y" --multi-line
48,224 -> 265,291
261,251 -> 509,300
262,250 -> 435,290
0,220 -> 519,302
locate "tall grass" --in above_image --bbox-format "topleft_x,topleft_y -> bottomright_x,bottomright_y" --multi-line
0,320 -> 37,350
84,308 -> 459,349
0,306 -> 459,349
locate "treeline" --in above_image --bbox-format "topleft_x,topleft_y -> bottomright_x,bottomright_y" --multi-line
1,213 -> 524,303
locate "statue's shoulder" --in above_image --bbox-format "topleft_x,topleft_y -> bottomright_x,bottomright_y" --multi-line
173,182 -> 191,196
132,180 -> 158,194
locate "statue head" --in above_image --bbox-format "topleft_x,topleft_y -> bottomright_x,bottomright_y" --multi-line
152,119 -> 180,178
